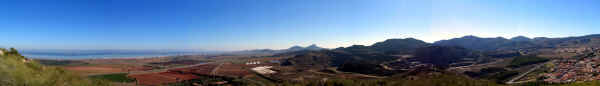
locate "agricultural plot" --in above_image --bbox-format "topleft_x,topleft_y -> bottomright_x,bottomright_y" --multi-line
89,73 -> 135,82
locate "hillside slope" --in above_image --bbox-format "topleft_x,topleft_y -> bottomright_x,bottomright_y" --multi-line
433,34 -> 600,51
0,48 -> 110,86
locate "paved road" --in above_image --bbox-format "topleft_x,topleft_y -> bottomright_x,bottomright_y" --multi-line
447,59 -> 504,72
506,62 -> 548,84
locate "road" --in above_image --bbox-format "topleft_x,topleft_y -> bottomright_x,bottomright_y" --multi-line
505,62 -> 547,84
447,59 -> 504,72
210,63 -> 225,75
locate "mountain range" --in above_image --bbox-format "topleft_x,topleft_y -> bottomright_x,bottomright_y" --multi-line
280,34 -> 600,75
434,34 -> 600,51
229,44 -> 327,55
252,34 -> 600,56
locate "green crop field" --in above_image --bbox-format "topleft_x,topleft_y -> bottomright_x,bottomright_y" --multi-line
89,73 -> 135,82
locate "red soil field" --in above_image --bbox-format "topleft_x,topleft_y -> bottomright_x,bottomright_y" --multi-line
214,63 -> 252,77
63,65 -> 125,75
168,63 -> 219,75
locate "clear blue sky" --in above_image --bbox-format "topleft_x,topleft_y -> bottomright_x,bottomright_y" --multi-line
1,0 -> 599,51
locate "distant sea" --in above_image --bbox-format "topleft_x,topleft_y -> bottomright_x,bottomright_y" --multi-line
23,53 -> 184,60
20,49 -> 220,60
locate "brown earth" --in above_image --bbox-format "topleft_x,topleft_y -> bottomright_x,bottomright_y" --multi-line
63,65 -> 126,75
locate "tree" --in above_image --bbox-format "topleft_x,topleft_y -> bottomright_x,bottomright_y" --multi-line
0,48 -> 7,56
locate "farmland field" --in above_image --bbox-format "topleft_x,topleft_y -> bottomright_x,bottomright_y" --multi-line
89,73 -> 135,82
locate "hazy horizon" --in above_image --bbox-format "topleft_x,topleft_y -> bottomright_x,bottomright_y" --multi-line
7,34 -> 600,51
2,0 -> 599,51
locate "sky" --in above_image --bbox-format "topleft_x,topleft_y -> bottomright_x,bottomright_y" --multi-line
1,0 -> 599,51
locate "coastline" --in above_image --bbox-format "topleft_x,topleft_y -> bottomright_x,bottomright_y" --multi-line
24,54 -> 193,60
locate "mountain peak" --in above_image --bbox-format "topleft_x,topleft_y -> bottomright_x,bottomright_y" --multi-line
307,44 -> 318,48
379,38 -> 425,43
287,44 -> 325,51
370,38 -> 429,54
306,44 -> 325,50
288,45 -> 304,50
306,44 -> 322,49
510,36 -> 531,41
462,35 -> 480,39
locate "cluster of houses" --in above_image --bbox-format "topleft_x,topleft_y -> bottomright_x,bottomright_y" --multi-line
246,61 -> 261,65
555,48 -> 598,54
542,52 -> 600,83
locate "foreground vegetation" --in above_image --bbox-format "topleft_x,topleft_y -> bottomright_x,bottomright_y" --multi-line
0,48 -> 111,86
275,72 -> 502,86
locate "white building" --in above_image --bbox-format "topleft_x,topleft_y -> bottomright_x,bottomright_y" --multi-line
252,66 -> 276,74
245,61 -> 261,65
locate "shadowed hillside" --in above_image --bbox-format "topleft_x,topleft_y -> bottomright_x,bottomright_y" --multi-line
371,38 -> 430,54
434,34 -> 600,51
412,46 -> 482,68
281,50 -> 397,75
